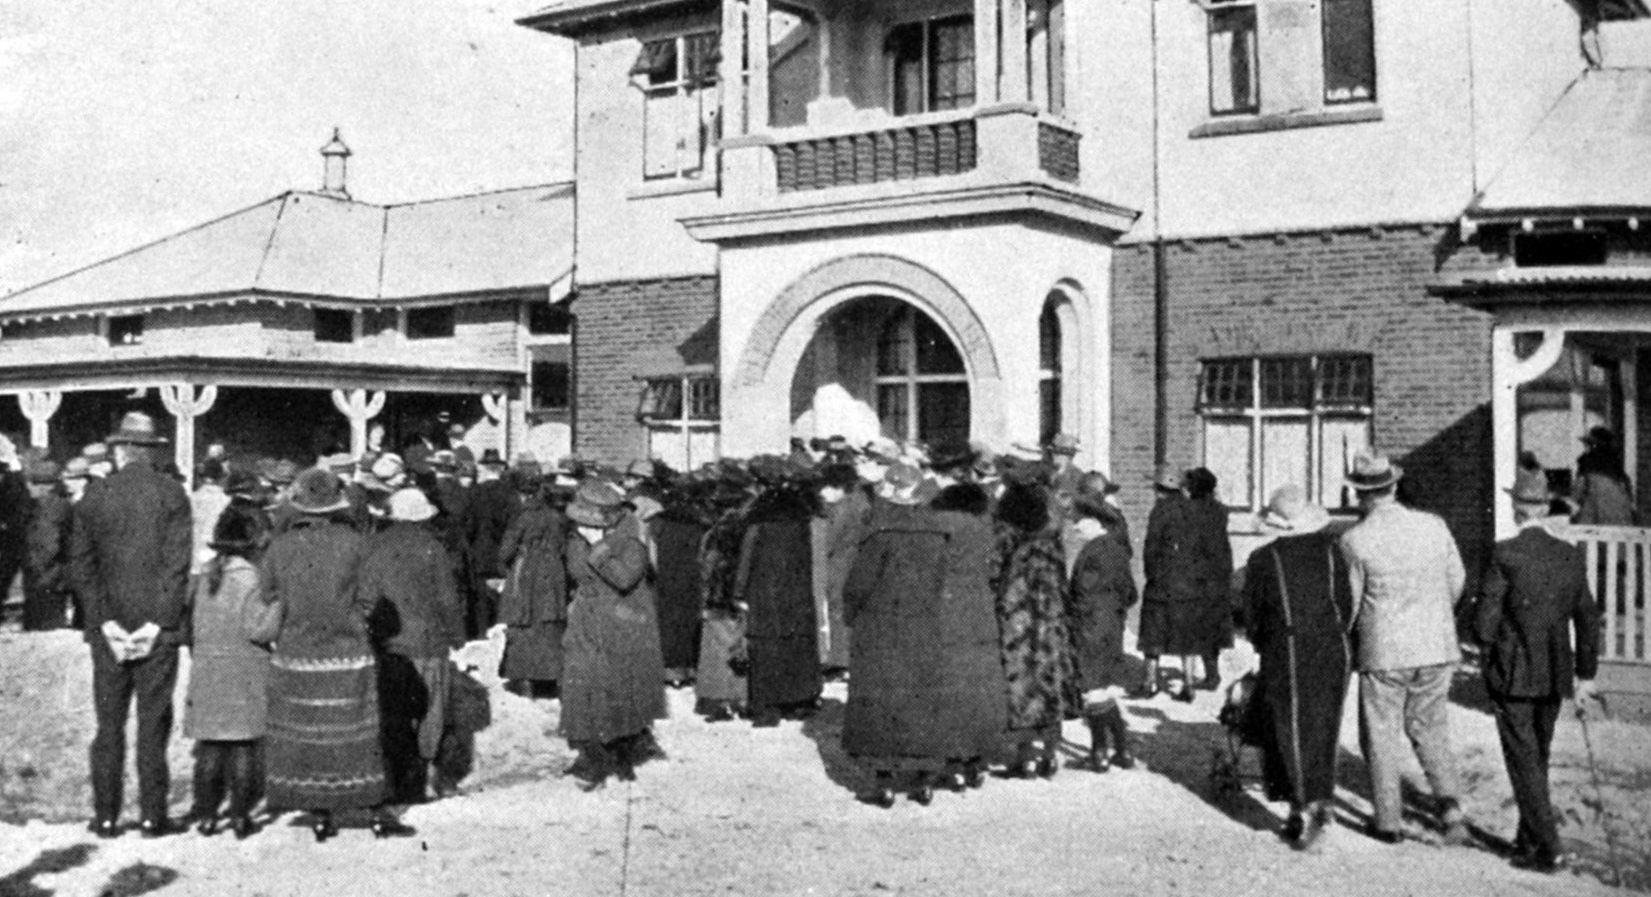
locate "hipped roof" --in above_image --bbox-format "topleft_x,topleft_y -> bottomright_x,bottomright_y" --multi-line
1,183 -> 574,321
1469,68 -> 1651,220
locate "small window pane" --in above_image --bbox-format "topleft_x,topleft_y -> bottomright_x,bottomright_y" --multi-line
1203,417 -> 1253,509
407,306 -> 455,340
688,377 -> 720,421
913,312 -> 964,375
1039,378 -> 1062,446
1323,0 -> 1376,104
877,313 -> 911,376
928,16 -> 975,111
877,384 -> 910,440
1039,303 -> 1061,372
889,23 -> 925,116
637,38 -> 678,85
1319,416 -> 1372,510
314,308 -> 354,343
1209,6 -> 1259,115
1318,355 -> 1373,408
528,304 -> 572,336
683,31 -> 721,86
533,361 -> 571,411
918,381 -> 970,448
1200,359 -> 1253,410
108,315 -> 144,347
640,378 -> 683,420
1261,357 -> 1313,408
1261,417 -> 1311,503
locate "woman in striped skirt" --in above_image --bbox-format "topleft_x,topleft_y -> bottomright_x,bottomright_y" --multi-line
259,468 -> 413,841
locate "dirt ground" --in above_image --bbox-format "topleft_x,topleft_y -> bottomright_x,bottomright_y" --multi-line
0,627 -> 1646,897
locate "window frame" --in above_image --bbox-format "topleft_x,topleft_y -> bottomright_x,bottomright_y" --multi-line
637,29 -> 721,182
887,13 -> 976,117
313,307 -> 356,344
1206,1 -> 1260,117
1321,0 -> 1377,105
1197,353 -> 1374,513
405,305 -> 457,341
874,306 -> 970,446
106,314 -> 145,348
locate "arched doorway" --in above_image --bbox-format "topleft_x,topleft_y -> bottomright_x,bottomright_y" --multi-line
789,296 -> 972,448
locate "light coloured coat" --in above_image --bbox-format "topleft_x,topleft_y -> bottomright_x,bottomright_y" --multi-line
185,557 -> 278,740
1339,501 -> 1465,672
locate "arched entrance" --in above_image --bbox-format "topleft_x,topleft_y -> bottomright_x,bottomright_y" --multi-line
790,297 -> 972,448
723,254 -> 1006,457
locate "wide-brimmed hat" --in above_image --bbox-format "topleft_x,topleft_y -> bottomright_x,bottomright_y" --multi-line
224,469 -> 263,498
477,448 -> 507,469
878,460 -> 925,505
82,442 -> 110,462
862,437 -> 902,465
107,411 -> 168,446
567,478 -> 627,529
370,452 -> 405,482
1080,471 -> 1123,496
1260,486 -> 1331,533
1508,466 -> 1553,505
1150,462 -> 1183,491
60,457 -> 91,481
1047,432 -> 1080,457
209,506 -> 264,555
288,468 -> 351,514
322,453 -> 356,475
388,487 -> 439,522
268,459 -> 301,486
428,450 -> 458,473
1347,452 -> 1403,492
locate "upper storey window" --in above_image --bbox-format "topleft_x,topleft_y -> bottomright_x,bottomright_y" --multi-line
1201,0 -> 1377,129
636,30 -> 720,180
888,15 -> 975,116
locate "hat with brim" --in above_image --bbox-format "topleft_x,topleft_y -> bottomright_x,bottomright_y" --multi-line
1082,472 -> 1123,496
1047,433 -> 1080,457
288,468 -> 352,515
1346,452 -> 1403,492
567,478 -> 627,529
1071,492 -> 1118,523
1508,467 -> 1553,506
208,507 -> 264,555
478,449 -> 507,469
878,461 -> 926,506
1260,486 -> 1331,534
61,457 -> 91,481
107,411 -> 168,446
387,487 -> 439,522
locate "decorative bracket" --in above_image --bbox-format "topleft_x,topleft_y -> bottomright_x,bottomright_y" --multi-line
331,388 -> 387,458
17,390 -> 62,450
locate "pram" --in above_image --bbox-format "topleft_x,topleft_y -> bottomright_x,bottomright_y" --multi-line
1210,671 -> 1269,798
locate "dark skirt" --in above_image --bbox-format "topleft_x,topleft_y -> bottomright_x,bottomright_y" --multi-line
747,633 -> 821,710
558,596 -> 667,746
500,621 -> 565,682
264,652 -> 388,811
694,610 -> 747,707
1137,597 -> 1232,657
652,519 -> 705,672
1257,640 -> 1351,805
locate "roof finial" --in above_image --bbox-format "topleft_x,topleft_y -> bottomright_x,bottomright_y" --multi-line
320,128 -> 352,199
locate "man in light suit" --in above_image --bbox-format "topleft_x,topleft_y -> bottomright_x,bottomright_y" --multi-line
1475,467 -> 1602,873
1339,452 -> 1470,845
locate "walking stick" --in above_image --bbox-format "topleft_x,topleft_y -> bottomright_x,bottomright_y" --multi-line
1575,697 -> 1624,886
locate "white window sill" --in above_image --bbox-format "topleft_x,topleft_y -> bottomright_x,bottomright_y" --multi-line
1190,104 -> 1382,139
628,178 -> 718,201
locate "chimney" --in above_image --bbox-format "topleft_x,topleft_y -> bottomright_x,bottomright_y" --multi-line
319,128 -> 352,199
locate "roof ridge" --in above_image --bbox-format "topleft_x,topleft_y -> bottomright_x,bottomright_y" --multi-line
382,181 -> 575,209
1468,72 -> 1588,211
2,193 -> 294,302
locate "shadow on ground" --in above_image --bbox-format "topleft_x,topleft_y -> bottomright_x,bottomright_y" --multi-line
0,843 -> 96,897
1126,705 -> 1280,836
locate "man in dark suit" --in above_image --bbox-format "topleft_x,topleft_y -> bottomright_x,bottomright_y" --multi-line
70,412 -> 193,838
1475,467 -> 1603,873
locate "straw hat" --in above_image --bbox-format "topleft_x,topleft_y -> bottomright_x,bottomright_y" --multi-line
1346,452 -> 1403,492
60,457 -> 91,481
1259,486 -> 1331,534
878,461 -> 925,506
107,411 -> 168,446
1508,466 -> 1553,506
387,487 -> 439,523
288,468 -> 351,515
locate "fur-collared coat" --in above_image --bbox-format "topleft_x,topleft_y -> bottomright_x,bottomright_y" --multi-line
559,523 -> 667,744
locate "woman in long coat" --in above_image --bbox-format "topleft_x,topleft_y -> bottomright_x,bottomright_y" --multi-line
695,478 -> 753,720
184,505 -> 277,838
735,474 -> 821,725
651,480 -> 711,686
1068,494 -> 1139,772
1138,466 -> 1232,698
497,475 -> 569,696
993,476 -> 1081,778
260,469 -> 411,840
559,478 -> 668,789
843,465 -> 1010,807
1241,486 -> 1355,851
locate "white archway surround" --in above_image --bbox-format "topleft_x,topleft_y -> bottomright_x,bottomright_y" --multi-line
717,227 -> 1113,470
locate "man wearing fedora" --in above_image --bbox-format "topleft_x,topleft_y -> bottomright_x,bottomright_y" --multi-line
69,411 -> 193,838
1338,452 -> 1470,845
1473,467 -> 1602,873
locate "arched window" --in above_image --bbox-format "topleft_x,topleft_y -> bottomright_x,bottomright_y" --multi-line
874,305 -> 969,447
1039,301 -> 1062,444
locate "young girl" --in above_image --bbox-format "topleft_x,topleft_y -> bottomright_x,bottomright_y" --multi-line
185,505 -> 278,838
1068,493 -> 1139,772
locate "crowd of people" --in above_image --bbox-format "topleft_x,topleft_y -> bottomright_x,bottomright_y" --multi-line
0,411 -> 1609,873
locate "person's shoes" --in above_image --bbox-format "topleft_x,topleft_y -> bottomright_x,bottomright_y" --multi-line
139,818 -> 185,839
1282,812 -> 1306,843
750,711 -> 781,728
1171,686 -> 1195,704
230,815 -> 258,840
1510,849 -> 1561,874
1087,750 -> 1110,773
193,814 -> 221,837
1036,755 -> 1058,779
1127,681 -> 1160,700
311,815 -> 339,843
1367,825 -> 1404,845
859,786 -> 896,809
1111,749 -> 1136,770
910,784 -> 934,806
962,762 -> 985,790
88,818 -> 120,839
1294,805 -> 1331,852
370,817 -> 417,839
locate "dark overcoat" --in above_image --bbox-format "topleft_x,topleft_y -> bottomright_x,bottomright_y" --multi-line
1242,531 -> 1355,806
1475,525 -> 1602,699
695,502 -> 752,706
841,497 -> 1009,765
651,506 -> 708,673
496,496 -> 570,681
559,523 -> 668,744
359,522 -> 466,659
1068,530 -> 1138,691
1140,491 -> 1233,656
735,487 -> 821,710
467,478 -> 521,580
23,490 -> 73,630
70,463 -> 193,636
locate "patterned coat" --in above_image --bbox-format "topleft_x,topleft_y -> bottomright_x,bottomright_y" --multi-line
994,513 -> 1081,733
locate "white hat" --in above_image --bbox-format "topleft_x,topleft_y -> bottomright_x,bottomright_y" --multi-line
371,453 -> 406,482
387,487 -> 439,523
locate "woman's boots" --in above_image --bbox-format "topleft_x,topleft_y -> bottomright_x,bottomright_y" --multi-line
1083,702 -> 1136,772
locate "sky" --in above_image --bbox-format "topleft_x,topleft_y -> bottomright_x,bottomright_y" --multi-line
0,0 -> 575,297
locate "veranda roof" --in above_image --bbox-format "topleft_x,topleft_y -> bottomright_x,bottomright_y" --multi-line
0,183 -> 574,321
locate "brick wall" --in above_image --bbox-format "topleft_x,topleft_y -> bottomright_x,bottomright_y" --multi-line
573,275 -> 719,464
1037,123 -> 1081,184
1111,224 -> 1498,580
